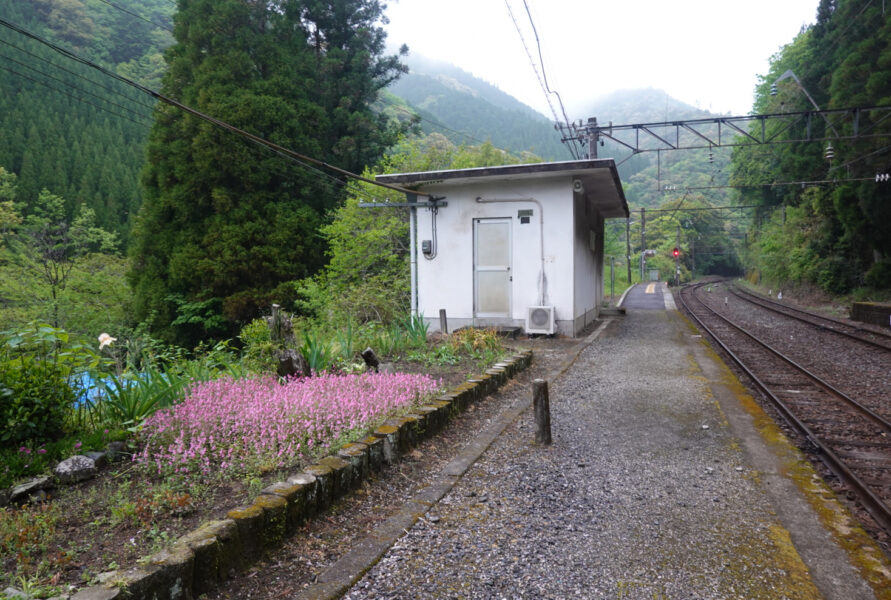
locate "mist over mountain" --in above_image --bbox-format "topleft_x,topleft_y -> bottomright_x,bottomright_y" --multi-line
390,55 -> 573,161
389,59 -> 732,208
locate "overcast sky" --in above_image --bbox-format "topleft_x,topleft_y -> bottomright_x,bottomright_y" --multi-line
384,0 -> 818,120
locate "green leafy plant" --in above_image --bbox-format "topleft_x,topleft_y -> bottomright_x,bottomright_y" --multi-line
400,313 -> 429,348
0,323 -> 103,445
334,320 -> 357,363
95,366 -> 188,428
299,331 -> 333,372
177,339 -> 247,382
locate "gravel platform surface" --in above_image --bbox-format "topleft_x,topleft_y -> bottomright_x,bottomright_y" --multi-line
342,308 -> 877,600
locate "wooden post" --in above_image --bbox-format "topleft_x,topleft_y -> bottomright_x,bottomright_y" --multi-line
361,347 -> 380,373
533,379 -> 551,445
439,309 -> 448,335
268,304 -> 307,377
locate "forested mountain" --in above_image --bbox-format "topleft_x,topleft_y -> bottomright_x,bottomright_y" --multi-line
388,56 -> 571,160
0,0 -> 172,242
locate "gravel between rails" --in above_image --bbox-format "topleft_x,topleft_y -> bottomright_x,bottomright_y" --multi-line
343,309 -> 861,600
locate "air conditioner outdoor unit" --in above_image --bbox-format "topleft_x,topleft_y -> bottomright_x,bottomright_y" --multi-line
526,306 -> 556,335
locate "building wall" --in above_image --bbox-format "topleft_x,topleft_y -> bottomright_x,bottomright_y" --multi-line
415,178 -> 577,334
572,192 -> 605,335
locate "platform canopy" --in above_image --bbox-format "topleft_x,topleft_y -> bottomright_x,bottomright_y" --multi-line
377,159 -> 629,219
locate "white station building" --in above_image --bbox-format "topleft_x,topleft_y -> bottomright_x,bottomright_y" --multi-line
376,159 -> 629,337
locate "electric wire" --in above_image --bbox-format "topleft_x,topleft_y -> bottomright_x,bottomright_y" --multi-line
504,0 -> 578,159
520,0 -> 575,142
0,38 -> 157,113
0,63 -> 153,128
671,175 -> 884,191
0,17 -> 434,200
503,2 -> 560,126
830,0 -> 876,48
381,98 -> 502,149
93,0 -> 174,33
829,143 -> 891,173
0,50 -> 155,123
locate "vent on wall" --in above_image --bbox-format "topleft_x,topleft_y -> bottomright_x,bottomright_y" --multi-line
526,306 -> 556,335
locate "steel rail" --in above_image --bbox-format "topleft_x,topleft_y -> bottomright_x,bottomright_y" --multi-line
678,283 -> 891,535
729,285 -> 891,351
686,286 -> 891,431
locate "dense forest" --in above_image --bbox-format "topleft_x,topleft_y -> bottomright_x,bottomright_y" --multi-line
0,0 -> 171,242
729,0 -> 891,293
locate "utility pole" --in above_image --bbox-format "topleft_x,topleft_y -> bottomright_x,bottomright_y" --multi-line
640,207 -> 647,281
691,238 -> 696,275
626,217 -> 632,283
587,117 -> 598,159
675,224 -> 681,287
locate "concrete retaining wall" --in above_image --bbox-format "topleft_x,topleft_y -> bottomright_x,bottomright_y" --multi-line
851,301 -> 891,327
71,350 -> 533,600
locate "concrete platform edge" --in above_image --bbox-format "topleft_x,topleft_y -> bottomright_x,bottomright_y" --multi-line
673,309 -> 891,600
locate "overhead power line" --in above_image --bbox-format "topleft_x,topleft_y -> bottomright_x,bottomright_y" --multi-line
0,63 -> 153,128
0,17 -> 435,200
665,175 -> 886,191
630,205 -> 760,214
93,0 -> 174,33
504,0 -> 579,160
0,38 -> 156,113
520,0 -> 573,129
0,50 -> 154,122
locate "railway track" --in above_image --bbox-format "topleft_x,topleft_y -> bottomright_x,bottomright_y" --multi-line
678,282 -> 891,543
729,284 -> 891,352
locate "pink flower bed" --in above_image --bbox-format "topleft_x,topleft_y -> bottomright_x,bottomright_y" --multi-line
136,372 -> 440,476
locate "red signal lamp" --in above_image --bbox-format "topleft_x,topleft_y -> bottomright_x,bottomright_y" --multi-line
672,247 -> 680,257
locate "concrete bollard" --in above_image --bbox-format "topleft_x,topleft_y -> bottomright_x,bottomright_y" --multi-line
533,379 -> 552,445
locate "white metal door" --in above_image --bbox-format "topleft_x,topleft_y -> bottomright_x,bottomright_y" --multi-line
474,218 -> 511,317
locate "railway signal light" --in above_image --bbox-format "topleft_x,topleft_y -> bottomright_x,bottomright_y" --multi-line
672,247 -> 680,257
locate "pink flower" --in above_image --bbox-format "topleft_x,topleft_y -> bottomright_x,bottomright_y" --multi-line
37,448 -> 46,455
19,447 -> 30,454
74,441 -> 82,450
136,372 -> 441,477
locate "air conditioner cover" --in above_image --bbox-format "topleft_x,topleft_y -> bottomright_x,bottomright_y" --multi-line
526,305 -> 555,335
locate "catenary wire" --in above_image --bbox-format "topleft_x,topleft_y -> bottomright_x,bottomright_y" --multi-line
504,0 -> 578,159
520,0 -> 575,143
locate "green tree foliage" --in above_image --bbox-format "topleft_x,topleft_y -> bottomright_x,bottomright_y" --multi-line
634,195 -> 743,283
128,0 -> 409,346
731,1 -> 891,292
1,173 -> 120,330
0,167 -> 128,337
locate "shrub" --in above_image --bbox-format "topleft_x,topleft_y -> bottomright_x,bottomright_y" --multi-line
865,259 -> 891,290
0,323 -> 101,445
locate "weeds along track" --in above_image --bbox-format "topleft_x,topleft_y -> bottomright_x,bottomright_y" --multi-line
678,281 -> 891,554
